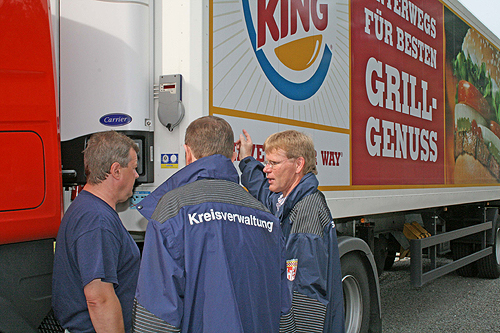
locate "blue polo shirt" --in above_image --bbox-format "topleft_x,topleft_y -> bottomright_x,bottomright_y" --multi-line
52,190 -> 140,333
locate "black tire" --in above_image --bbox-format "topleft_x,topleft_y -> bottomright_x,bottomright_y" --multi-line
384,250 -> 396,271
384,235 -> 399,271
478,227 -> 500,278
373,236 -> 387,276
451,242 -> 479,277
341,252 -> 371,333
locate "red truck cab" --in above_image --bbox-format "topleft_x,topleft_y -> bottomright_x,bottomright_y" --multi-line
0,0 -> 62,331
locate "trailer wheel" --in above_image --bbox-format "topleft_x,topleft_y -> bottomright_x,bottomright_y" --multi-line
342,253 -> 370,333
384,250 -> 396,271
383,235 -> 399,271
451,242 -> 478,277
478,227 -> 500,278
373,236 -> 387,276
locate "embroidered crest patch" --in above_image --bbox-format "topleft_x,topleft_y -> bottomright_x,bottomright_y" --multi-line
287,259 -> 298,281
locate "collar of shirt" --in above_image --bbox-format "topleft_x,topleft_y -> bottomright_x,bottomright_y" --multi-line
276,193 -> 287,214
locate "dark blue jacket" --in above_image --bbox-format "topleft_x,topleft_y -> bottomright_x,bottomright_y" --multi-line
134,155 -> 290,333
240,156 -> 345,333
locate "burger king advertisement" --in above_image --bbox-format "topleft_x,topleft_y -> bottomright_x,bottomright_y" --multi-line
211,0 -> 352,187
444,7 -> 500,184
351,0 -> 444,186
210,0 -> 500,188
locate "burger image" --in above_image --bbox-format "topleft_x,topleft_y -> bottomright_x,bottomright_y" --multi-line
453,29 -> 500,183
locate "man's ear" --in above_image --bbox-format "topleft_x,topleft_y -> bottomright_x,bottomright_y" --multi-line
109,162 -> 121,180
231,151 -> 237,162
184,144 -> 195,165
295,156 -> 305,174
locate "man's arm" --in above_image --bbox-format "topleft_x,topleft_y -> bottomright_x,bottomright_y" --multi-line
236,130 -> 274,205
84,279 -> 125,333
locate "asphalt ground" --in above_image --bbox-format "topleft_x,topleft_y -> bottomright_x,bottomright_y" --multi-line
379,257 -> 500,332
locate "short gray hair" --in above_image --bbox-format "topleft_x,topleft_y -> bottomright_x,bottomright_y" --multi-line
84,131 -> 139,185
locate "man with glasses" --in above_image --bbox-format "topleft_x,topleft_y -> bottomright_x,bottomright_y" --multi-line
236,129 -> 345,333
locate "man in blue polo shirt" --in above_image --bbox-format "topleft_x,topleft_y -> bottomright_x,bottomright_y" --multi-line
53,131 -> 141,333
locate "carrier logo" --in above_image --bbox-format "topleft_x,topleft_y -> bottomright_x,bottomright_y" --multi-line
242,0 -> 333,101
99,113 -> 132,127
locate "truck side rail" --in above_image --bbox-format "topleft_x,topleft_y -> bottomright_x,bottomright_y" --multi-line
410,222 -> 492,287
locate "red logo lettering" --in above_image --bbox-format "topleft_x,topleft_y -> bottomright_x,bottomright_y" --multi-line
257,0 -> 329,48
234,143 -> 266,162
321,150 -> 343,166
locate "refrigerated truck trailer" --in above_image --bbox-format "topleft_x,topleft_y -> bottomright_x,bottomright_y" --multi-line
3,0 -> 500,332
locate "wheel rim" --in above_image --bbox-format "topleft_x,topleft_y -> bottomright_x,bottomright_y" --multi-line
343,274 -> 363,333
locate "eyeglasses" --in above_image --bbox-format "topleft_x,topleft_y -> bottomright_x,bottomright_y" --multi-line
263,158 -> 294,169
